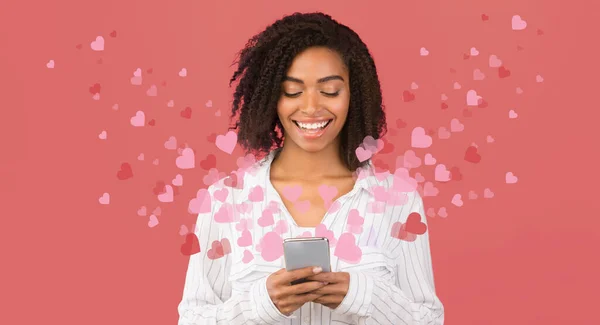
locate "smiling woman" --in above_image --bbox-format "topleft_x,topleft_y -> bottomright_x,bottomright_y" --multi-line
177,11 -> 444,325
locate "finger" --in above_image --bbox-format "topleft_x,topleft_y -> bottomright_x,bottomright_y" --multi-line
306,272 -> 345,283
309,283 -> 348,296
314,294 -> 343,305
278,266 -> 323,285
283,280 -> 327,295
286,292 -> 323,306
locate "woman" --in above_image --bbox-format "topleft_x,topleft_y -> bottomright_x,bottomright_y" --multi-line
178,11 -> 444,325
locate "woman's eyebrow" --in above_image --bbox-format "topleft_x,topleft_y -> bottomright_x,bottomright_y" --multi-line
283,75 -> 345,84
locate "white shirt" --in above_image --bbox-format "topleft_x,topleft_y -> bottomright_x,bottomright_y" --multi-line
177,149 -> 445,325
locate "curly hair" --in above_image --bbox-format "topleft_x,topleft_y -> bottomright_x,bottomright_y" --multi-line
227,11 -> 387,172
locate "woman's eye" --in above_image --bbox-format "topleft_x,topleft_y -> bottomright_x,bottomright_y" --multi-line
283,91 -> 340,98
284,92 -> 301,97
323,91 -> 340,97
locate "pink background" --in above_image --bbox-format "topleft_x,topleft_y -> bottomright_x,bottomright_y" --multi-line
2,0 -> 599,323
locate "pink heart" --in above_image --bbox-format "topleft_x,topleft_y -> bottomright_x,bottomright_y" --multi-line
438,127 -> 451,139
259,232 -> 283,262
470,47 -> 479,56
347,209 -> 364,226
273,219 -> 288,235
420,47 -> 429,56
112,104 -> 119,111
355,146 -> 372,162
248,185 -> 264,202
179,225 -> 189,236
242,249 -> 254,263
258,209 -> 275,227
235,202 -> 252,215
506,172 -> 518,184
451,194 -> 464,207
235,218 -> 250,231
214,188 -> 229,202
327,201 -> 341,213
487,135 -> 495,143
188,189 -> 211,214
92,93 -> 100,100
414,172 -> 425,183
484,188 -> 495,198
387,191 -> 409,206
434,164 -> 451,182
441,93 -> 448,100
152,158 -> 159,166
146,85 -> 158,97
294,200 -> 311,213
466,90 -> 482,106
423,182 -> 439,197
153,206 -> 162,216
148,215 -> 159,227
536,75 -> 544,83
516,87 -> 524,94
164,136 -> 177,150
282,185 -> 302,202
392,168 -> 418,192
176,148 -> 195,169
411,127 -> 432,148
214,204 -> 235,223
390,222 -> 417,242
362,136 -> 384,153
450,118 -> 464,132
373,186 -> 389,202
468,190 -> 478,200
130,111 -> 145,127
158,185 -> 174,203
315,224 -> 337,247
318,184 -> 338,204
167,100 -> 174,107
424,153 -> 437,165
98,131 -> 107,140
411,82 -> 419,89
334,233 -> 362,264
90,36 -> 104,51
454,82 -> 462,89
473,69 -> 485,80
98,193 -> 110,205
402,149 -> 422,169
215,131 -> 237,154
46,59 -> 55,68
489,55 -> 502,68
511,15 -> 527,30
205,100 -> 213,108
179,68 -> 187,77
427,208 -> 436,218
172,174 -> 183,186
137,153 -> 144,161
237,230 -> 253,247
137,206 -> 147,216
509,110 -> 518,119
438,207 -> 448,218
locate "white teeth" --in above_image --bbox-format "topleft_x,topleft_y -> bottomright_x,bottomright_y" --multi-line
297,120 -> 329,129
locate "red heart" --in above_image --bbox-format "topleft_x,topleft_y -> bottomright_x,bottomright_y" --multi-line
200,154 -> 217,170
89,83 -> 101,95
153,181 -> 166,195
207,238 -> 231,260
389,128 -> 398,136
109,30 -> 117,38
463,53 -> 470,60
481,14 -> 489,21
450,166 -> 463,181
402,91 -> 415,102
449,68 -> 457,73
147,68 -> 153,74
75,44 -> 82,50
464,146 -> 481,163
148,119 -> 155,126
181,107 -> 192,119
379,138 -> 395,154
463,108 -> 473,117
427,128 -> 436,136
537,29 -> 544,36
498,66 -> 511,78
373,159 -> 389,172
207,133 -> 217,143
161,81 -> 167,87
404,212 -> 427,235
390,222 -> 417,241
477,98 -> 488,108
116,163 -> 133,180
180,233 -> 200,256
396,119 -> 407,129
441,102 -> 449,110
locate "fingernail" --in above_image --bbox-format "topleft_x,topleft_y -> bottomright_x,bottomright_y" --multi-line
313,266 -> 322,274
321,282 -> 328,285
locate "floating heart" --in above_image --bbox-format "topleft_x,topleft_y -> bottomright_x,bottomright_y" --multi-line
181,233 -> 200,256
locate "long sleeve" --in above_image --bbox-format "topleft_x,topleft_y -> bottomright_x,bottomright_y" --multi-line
177,185 -> 294,325
333,192 -> 445,325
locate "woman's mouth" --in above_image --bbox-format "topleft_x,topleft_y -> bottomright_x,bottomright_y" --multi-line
292,119 -> 333,138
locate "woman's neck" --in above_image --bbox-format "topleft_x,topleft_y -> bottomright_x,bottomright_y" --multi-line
271,140 -> 351,180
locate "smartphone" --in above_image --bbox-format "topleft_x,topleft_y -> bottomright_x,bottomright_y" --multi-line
283,237 -> 331,285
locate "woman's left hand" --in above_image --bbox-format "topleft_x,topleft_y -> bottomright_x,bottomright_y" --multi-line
305,271 -> 350,310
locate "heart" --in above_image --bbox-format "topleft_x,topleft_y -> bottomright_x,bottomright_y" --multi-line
242,249 -> 254,263
237,230 -> 253,247
273,219 -> 288,235
470,47 -> 479,56
434,164 -> 451,182
392,168 -> 418,192
390,222 -> 416,241
216,131 -> 237,154
179,68 -> 187,77
473,69 -> 485,80
137,153 -> 144,161
137,206 -> 147,216
153,206 -> 162,216
347,209 -> 364,232
148,215 -> 159,227
98,193 -> 110,205
214,204 -> 235,223
437,127 -> 451,139
423,182 -> 439,197
396,119 -> 407,128
207,239 -> 231,260
215,109 -> 221,117
46,60 -> 55,69
130,111 -> 145,127
438,207 -> 448,218
355,146 -> 372,162
420,47 -> 429,56
164,136 -> 177,150
469,190 -> 478,200
188,189 -> 211,214
512,15 -> 527,30
481,14 -> 489,21
200,154 -> 217,170
116,163 -> 133,180
489,55 -> 502,68
411,82 -> 419,90
181,107 -> 192,119
180,233 -> 200,256
487,135 -> 495,143
282,185 -> 302,202
293,200 -> 311,213
414,172 -> 425,183
146,85 -> 158,96
248,185 -> 264,202
453,82 -> 461,89
405,212 -> 427,234
466,90 -> 482,106
167,100 -> 175,107
179,225 -> 189,236
450,166 -> 463,181
516,87 -> 524,94
498,66 -> 511,78
464,146 -> 481,163
158,185 -> 174,203
506,172 -> 518,184
224,171 -> 243,189
484,188 -> 495,198
258,209 -> 275,227
424,153 -> 436,165
450,118 -> 464,132
109,30 -> 117,38
334,233 -> 362,264
315,224 -> 337,247
411,127 -> 432,148
205,100 -> 213,108
235,202 -> 252,215
362,136 -> 384,154
451,194 -> 464,207
509,110 -> 518,119
90,36 -> 104,51
536,75 -> 544,83
259,232 -> 283,261
402,90 -> 416,102
98,130 -> 107,140
214,188 -> 229,202
176,148 -> 195,169
318,184 -> 338,205
427,208 -> 436,218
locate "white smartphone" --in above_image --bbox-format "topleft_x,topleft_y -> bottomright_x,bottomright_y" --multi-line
283,237 -> 331,285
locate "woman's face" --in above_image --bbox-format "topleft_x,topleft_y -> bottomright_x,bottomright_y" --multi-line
277,46 -> 351,153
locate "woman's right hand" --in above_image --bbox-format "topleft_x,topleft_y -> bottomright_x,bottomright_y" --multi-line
266,266 -> 328,316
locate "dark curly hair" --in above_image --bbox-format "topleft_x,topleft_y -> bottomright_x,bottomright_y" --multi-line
227,11 -> 387,172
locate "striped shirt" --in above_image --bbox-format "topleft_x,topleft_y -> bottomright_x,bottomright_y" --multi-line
177,149 -> 445,324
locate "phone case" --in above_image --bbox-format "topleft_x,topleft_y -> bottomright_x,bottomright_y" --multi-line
283,237 -> 331,284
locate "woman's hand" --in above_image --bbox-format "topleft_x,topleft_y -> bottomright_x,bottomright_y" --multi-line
266,266 -> 328,316
305,271 -> 350,310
